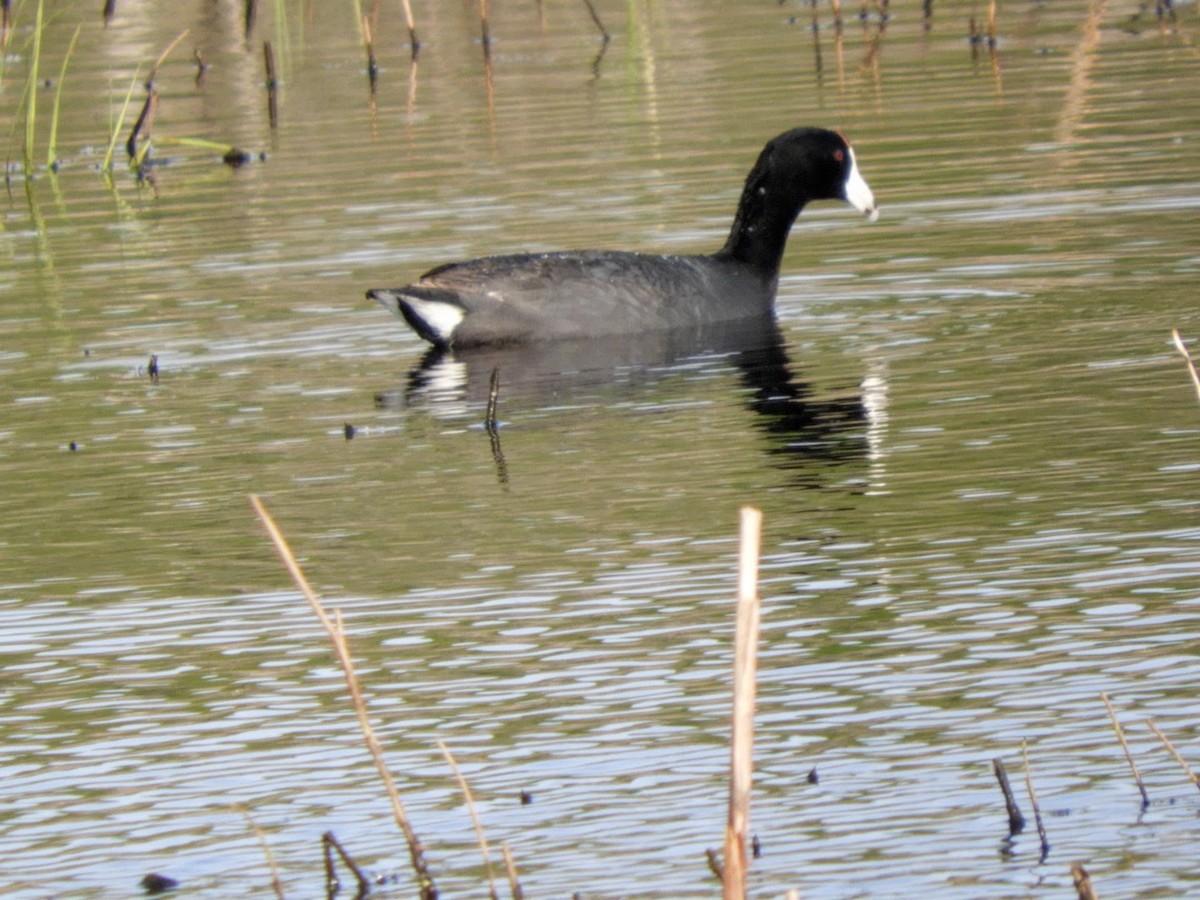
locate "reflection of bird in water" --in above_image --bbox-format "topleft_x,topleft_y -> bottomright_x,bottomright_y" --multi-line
376,317 -> 876,482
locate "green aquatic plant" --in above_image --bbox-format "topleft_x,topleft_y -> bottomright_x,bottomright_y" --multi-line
101,65 -> 141,173
47,23 -> 81,171
22,0 -> 44,179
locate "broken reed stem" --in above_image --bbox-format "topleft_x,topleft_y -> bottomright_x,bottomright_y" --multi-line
1171,329 -> 1200,402
362,15 -> 378,93
400,0 -> 421,60
147,28 -> 190,86
1146,719 -> 1200,791
437,740 -> 500,900
125,89 -> 157,163
234,804 -> 286,900
501,841 -> 524,900
723,506 -> 763,900
263,41 -> 279,128
486,366 -> 501,431
322,831 -> 370,898
991,758 -> 1026,834
244,0 -> 258,39
1020,739 -> 1050,861
479,0 -> 492,61
1101,692 -> 1149,808
1072,863 -> 1099,900
248,494 -> 437,900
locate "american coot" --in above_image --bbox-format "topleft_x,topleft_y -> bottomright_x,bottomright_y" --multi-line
368,127 -> 877,349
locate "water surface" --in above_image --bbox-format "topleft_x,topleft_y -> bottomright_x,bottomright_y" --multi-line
2,0 -> 1199,896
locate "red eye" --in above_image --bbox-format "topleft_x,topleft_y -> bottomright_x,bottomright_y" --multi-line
834,148 -> 845,162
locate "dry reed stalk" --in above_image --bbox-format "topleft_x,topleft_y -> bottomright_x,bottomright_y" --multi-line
322,831 -> 371,897
248,494 -> 437,900
723,506 -> 763,900
147,28 -> 189,87
501,841 -> 524,899
1072,862 -> 1099,900
1145,719 -> 1200,791
991,758 -> 1025,834
400,0 -> 420,61
1020,739 -> 1050,861
1171,329 -> 1200,402
234,804 -> 286,899
1101,693 -> 1149,807
437,740 -> 500,900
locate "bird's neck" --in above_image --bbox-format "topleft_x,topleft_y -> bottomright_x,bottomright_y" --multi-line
716,183 -> 807,278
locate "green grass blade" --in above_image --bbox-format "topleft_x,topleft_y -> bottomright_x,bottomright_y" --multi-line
23,0 -> 45,177
102,65 -> 142,173
47,23 -> 82,171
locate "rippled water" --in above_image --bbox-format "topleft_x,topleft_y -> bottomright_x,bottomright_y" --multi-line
2,0 -> 1199,897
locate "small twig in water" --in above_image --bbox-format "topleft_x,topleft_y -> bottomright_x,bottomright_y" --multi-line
1072,862 -> 1099,900
1171,329 -> 1200,402
1146,718 -> 1200,792
438,740 -> 500,900
1021,739 -> 1050,861
322,831 -> 370,900
263,41 -> 279,128
501,841 -> 524,900
992,758 -> 1025,835
234,804 -> 286,899
1101,692 -> 1149,808
362,15 -> 378,95
400,0 -> 421,61
248,495 -> 437,900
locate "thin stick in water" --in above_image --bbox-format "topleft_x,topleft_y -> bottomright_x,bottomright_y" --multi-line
248,495 -> 437,900
263,41 -> 279,128
234,804 -> 286,900
400,0 -> 421,61
1101,692 -> 1149,808
1021,739 -> 1050,862
1171,329 -> 1200,402
480,0 -> 492,62
581,0 -> 611,42
125,89 -> 158,163
362,15 -> 378,95
244,0 -> 258,39
437,740 -> 500,900
1072,862 -> 1099,900
992,758 -> 1025,835
1146,718 -> 1200,792
723,506 -> 763,900
322,831 -> 370,899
